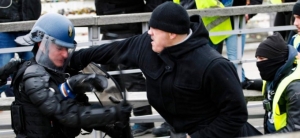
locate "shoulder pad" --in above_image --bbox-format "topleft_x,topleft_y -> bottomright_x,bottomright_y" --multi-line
23,64 -> 50,80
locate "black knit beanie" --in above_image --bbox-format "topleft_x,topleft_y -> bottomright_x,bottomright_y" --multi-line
293,2 -> 300,16
255,32 -> 288,59
149,2 -> 190,34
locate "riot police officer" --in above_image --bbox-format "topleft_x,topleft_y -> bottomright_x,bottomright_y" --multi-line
11,13 -> 132,138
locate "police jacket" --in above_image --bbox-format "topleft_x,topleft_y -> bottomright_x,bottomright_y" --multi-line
70,15 -> 250,137
263,46 -> 300,133
11,59 -> 118,138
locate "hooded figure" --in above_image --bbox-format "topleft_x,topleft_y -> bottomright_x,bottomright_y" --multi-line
256,32 -> 300,133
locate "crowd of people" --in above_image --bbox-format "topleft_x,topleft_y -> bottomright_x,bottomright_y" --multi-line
1,0 -> 300,138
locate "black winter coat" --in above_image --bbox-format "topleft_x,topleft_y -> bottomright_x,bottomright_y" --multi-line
0,0 -> 41,23
71,15 -> 249,137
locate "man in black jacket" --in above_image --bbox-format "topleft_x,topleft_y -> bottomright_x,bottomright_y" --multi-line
70,2 -> 261,137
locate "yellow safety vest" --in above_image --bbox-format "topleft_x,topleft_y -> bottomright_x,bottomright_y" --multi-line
262,59 -> 300,131
173,0 -> 232,44
270,0 -> 282,4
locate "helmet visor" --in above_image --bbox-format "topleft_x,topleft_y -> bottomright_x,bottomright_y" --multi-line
35,34 -> 76,73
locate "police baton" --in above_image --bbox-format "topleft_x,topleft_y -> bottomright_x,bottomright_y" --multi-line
118,65 -> 133,138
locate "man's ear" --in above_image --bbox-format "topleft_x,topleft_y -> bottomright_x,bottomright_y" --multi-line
169,33 -> 177,40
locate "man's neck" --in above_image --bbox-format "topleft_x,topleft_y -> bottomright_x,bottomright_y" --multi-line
171,29 -> 192,46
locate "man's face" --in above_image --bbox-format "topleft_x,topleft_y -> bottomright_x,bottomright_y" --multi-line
294,15 -> 300,34
148,27 -> 171,53
48,43 -> 69,67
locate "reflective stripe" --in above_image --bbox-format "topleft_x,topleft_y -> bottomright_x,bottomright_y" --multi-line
262,80 -> 266,96
206,16 -> 230,31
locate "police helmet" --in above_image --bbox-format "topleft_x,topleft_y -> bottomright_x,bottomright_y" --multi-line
15,13 -> 77,73
15,13 -> 75,48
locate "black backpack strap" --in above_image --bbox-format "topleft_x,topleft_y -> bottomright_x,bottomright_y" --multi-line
11,59 -> 35,101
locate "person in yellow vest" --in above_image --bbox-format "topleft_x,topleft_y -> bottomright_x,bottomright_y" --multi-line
256,32 -> 300,133
288,1 -> 300,51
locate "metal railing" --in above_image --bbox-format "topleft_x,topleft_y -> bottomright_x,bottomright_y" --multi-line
0,2 -> 297,137
0,3 -> 296,79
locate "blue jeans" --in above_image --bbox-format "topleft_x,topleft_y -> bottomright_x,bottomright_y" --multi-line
225,34 -> 246,82
0,32 -> 33,96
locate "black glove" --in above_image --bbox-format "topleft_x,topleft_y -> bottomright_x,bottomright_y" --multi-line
75,93 -> 90,106
114,101 -> 132,126
94,101 -> 132,138
0,59 -> 24,86
59,73 -> 108,99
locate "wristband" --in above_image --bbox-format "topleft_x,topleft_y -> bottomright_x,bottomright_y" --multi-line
59,82 -> 75,99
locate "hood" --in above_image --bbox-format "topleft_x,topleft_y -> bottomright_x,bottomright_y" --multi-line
271,45 -> 298,86
161,15 -> 210,57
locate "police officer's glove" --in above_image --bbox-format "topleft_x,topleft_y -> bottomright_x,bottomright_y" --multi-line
75,93 -> 90,106
0,59 -> 24,86
114,100 -> 132,127
59,73 -> 108,99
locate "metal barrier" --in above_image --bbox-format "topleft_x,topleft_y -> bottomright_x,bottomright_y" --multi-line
0,3 -> 296,79
0,2 -> 297,137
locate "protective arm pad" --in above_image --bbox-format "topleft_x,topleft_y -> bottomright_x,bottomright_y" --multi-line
58,106 -> 118,128
23,65 -> 119,128
23,65 -> 63,116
